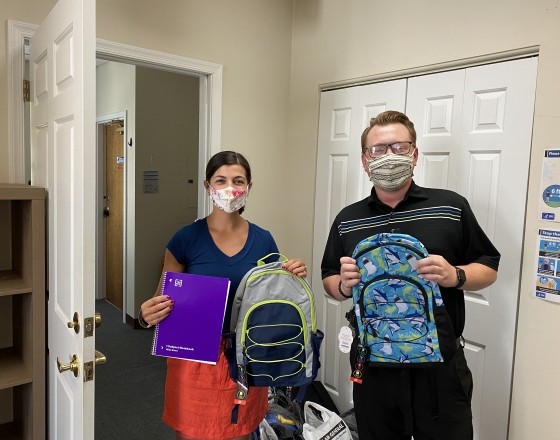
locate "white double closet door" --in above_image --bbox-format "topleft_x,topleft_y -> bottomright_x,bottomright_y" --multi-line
311,57 -> 538,440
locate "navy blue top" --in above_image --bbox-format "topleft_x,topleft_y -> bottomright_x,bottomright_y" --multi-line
166,218 -> 279,333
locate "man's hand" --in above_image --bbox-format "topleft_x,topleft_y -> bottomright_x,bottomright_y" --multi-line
340,256 -> 360,288
415,255 -> 458,288
416,256 -> 498,291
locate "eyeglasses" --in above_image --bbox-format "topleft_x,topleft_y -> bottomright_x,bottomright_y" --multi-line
364,142 -> 415,158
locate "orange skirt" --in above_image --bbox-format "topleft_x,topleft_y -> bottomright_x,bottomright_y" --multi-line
162,348 -> 267,439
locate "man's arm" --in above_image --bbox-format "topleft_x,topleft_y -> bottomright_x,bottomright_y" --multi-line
322,256 -> 361,301
416,255 -> 497,291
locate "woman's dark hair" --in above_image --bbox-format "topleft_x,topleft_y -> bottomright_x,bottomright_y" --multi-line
205,151 -> 252,215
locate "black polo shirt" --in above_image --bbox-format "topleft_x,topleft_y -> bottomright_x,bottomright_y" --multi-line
321,181 -> 500,337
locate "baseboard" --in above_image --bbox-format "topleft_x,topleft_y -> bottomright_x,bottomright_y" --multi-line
126,313 -> 142,329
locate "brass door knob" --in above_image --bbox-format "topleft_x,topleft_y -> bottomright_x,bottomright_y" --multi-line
95,350 -> 107,366
57,354 -> 80,377
67,312 -> 80,334
95,312 -> 101,328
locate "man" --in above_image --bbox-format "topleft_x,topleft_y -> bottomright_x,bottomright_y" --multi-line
321,111 -> 500,440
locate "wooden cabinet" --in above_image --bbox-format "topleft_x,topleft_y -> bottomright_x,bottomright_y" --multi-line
0,184 -> 45,440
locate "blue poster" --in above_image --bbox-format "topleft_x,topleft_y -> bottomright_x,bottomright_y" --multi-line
535,229 -> 560,303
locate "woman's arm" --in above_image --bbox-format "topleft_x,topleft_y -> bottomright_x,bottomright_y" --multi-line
139,249 -> 185,327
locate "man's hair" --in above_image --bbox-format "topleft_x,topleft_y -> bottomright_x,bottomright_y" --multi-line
360,111 -> 417,154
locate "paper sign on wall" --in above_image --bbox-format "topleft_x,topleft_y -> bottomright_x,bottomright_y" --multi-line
539,150 -> 560,222
143,170 -> 159,194
535,228 -> 560,303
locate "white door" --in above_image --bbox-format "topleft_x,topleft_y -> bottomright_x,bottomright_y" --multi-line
311,80 -> 406,412
389,57 -> 538,439
30,0 -> 96,438
457,58 -> 537,440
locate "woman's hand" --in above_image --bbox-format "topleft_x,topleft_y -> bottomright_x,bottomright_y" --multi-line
283,258 -> 308,277
140,295 -> 174,326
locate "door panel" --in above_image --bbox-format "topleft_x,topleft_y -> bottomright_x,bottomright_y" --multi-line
30,0 -> 96,439
459,57 -> 538,440
406,69 -> 465,191
312,80 -> 406,412
357,81 -> 407,199
312,87 -> 359,413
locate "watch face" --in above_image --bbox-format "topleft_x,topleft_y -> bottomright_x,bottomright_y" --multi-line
455,267 -> 466,287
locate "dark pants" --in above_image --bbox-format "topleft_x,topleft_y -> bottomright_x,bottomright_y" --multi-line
353,347 -> 473,440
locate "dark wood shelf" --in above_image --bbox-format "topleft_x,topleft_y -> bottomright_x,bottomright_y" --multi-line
0,348 -> 32,390
0,421 -> 22,440
0,271 -> 32,297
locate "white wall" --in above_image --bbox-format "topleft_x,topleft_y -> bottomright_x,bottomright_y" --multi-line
134,66 -> 199,311
96,60 -> 136,314
287,1 -> 560,439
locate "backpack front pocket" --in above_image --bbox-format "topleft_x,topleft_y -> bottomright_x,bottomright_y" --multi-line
241,301 -> 308,385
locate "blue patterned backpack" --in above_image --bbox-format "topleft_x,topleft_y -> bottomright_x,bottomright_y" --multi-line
349,233 -> 457,382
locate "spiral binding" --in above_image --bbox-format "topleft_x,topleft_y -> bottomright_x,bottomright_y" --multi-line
151,271 -> 168,355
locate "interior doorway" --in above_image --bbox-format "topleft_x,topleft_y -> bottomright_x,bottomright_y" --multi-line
103,119 -> 125,311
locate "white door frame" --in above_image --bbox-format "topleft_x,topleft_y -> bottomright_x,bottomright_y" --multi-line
8,19 -> 221,220
96,112 -> 127,323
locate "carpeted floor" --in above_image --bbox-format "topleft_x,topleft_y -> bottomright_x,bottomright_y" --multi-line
95,299 -> 174,440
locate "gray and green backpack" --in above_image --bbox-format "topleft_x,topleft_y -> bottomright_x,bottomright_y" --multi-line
229,254 -> 324,405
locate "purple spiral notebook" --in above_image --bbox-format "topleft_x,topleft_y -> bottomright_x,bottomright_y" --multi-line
151,272 -> 231,364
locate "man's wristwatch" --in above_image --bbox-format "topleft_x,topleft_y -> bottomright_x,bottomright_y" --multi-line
454,266 -> 467,289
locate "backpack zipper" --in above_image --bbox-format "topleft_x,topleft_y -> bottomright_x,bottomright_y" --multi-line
358,274 -> 431,323
240,300 -> 308,351
246,270 -> 316,333
354,241 -> 425,261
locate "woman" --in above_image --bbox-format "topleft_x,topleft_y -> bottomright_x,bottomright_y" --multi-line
139,151 -> 307,440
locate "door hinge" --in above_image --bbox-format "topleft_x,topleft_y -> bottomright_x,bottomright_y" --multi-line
23,80 -> 30,102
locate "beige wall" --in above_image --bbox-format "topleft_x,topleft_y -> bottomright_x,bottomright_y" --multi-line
134,66 -> 199,311
287,1 -> 560,439
97,0 -> 294,254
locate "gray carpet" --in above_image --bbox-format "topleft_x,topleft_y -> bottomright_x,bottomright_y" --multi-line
95,299 -> 174,439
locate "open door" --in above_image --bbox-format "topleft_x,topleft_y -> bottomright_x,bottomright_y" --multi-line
30,0 -> 96,438
103,121 -> 124,311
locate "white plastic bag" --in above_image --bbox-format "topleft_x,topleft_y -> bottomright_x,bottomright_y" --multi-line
302,401 -> 352,440
258,418 -> 278,440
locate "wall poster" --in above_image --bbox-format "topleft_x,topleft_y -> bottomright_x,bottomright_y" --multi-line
535,228 -> 560,303
539,150 -> 560,222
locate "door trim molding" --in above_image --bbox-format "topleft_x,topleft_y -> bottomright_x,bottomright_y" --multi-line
7,20 -> 37,184
320,45 -> 540,91
8,20 -> 222,218
95,39 -> 222,218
